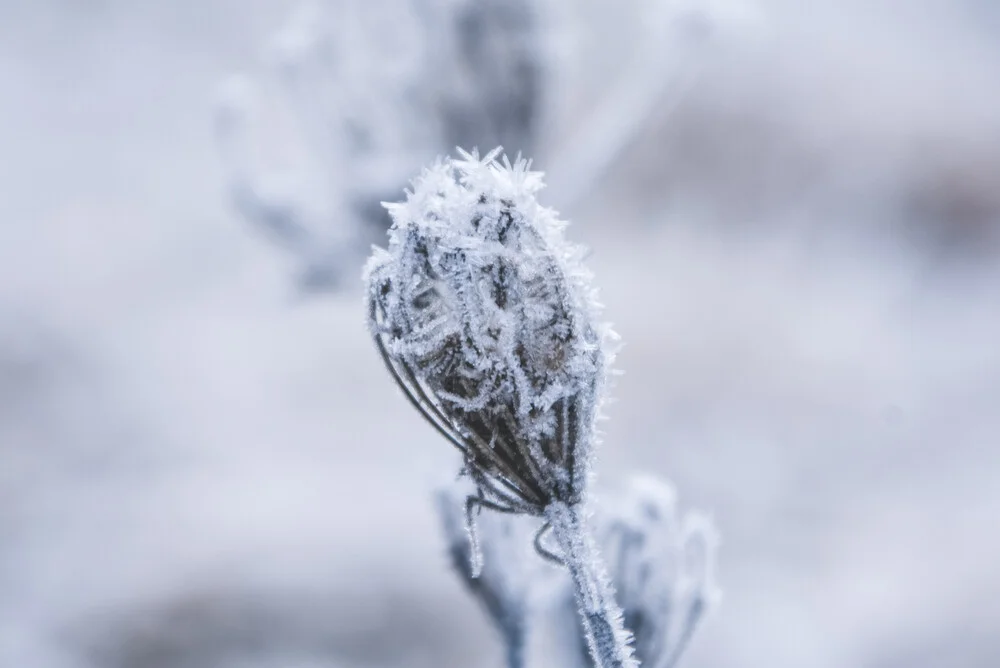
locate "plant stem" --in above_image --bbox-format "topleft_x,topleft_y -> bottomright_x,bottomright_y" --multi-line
545,501 -> 637,668
504,622 -> 526,668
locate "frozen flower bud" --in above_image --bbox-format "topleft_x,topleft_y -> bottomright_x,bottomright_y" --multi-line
588,475 -> 721,668
367,148 -> 635,668
365,147 -> 616,515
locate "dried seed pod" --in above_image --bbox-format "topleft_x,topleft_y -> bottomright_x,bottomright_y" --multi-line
365,147 -> 615,515
365,148 -> 633,668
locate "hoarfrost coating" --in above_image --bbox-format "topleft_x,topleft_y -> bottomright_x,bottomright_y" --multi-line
591,475 -> 721,668
365,147 -> 618,513
365,147 -> 637,668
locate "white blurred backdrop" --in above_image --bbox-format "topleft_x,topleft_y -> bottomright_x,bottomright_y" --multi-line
1,1 -> 999,667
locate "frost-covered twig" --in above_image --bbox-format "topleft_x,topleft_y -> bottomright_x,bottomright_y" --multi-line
546,500 -> 637,668
438,474 -> 720,668
365,148 -> 634,668
575,475 -> 721,668
217,0 -> 766,294
438,482 -> 539,668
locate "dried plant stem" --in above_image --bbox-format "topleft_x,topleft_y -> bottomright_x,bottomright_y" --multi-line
546,501 -> 637,668
504,624 -> 526,668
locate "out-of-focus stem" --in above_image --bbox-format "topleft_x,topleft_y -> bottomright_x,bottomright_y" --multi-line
503,623 -> 526,668
545,501 -> 637,668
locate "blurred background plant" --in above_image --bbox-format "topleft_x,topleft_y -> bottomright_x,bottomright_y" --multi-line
214,0 -> 742,291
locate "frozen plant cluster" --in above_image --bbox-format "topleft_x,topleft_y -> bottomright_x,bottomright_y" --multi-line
438,476 -> 719,668
216,0 -> 752,292
582,476 -> 721,668
366,149 -> 719,668
216,0 -> 541,291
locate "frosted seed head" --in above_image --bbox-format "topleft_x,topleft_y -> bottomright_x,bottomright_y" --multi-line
365,148 -> 616,512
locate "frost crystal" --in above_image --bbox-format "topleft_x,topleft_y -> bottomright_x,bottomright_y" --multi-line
366,147 -> 615,514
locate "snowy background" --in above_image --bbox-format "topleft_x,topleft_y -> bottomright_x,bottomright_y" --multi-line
2,0 -> 999,667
